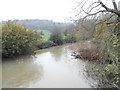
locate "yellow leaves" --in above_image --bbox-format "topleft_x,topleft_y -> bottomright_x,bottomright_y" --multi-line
2,21 -> 40,57
26,29 -> 29,32
105,64 -> 119,75
94,14 -> 117,41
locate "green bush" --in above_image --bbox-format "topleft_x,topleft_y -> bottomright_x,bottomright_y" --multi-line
2,21 -> 39,58
49,33 -> 63,45
93,14 -> 120,87
64,35 -> 77,43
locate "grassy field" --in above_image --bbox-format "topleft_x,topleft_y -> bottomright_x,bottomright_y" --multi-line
41,30 -> 51,41
37,30 -> 51,41
36,29 -> 66,43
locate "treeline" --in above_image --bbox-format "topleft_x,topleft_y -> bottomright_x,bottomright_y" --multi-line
37,23 -> 77,49
2,19 -> 73,32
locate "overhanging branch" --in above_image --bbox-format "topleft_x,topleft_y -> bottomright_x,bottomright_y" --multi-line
98,0 -> 120,17
82,10 -> 107,19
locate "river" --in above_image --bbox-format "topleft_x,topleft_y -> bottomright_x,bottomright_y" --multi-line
2,43 -> 96,88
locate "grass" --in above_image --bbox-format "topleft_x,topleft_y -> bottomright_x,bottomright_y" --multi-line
42,31 -> 50,41
36,29 -> 67,43
39,30 -> 51,41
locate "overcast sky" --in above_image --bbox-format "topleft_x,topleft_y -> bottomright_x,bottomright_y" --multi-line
0,0 -> 119,22
0,0 -> 78,22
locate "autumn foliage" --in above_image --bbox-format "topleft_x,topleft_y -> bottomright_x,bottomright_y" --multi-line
2,21 -> 39,58
79,48 -> 99,60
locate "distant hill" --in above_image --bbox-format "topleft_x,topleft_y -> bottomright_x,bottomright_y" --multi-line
118,1 -> 120,10
0,22 -> 2,25
1,19 -> 74,32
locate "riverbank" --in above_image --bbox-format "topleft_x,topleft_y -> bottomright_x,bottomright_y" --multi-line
2,41 -> 77,59
71,41 -> 120,89
37,40 -> 77,50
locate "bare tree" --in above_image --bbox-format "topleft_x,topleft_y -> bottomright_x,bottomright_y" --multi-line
99,0 -> 120,16
118,1 -> 120,10
72,0 -> 120,20
71,0 -> 120,89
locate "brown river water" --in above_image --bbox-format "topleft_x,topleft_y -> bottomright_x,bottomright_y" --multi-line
2,43 -> 96,88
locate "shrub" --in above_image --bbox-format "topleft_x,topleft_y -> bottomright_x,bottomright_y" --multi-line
2,21 -> 39,58
64,35 -> 77,43
49,33 -> 63,45
92,14 -> 120,87
79,48 -> 100,60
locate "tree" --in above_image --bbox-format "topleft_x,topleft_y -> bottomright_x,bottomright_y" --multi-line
72,0 -> 120,20
72,0 -> 120,88
49,33 -> 63,45
74,19 -> 95,40
49,25 -> 64,45
2,21 -> 39,58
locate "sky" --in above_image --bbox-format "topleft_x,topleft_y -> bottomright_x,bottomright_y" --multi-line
0,0 -> 78,22
0,0 -> 119,22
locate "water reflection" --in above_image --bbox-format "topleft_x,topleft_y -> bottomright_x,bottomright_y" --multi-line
32,44 -> 92,88
50,46 -> 64,61
2,55 -> 44,88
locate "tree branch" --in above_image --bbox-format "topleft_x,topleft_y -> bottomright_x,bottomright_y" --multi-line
98,0 -> 120,17
82,10 -> 107,19
96,14 -> 115,25
87,2 -> 99,10
112,0 -> 118,10
88,4 -> 101,12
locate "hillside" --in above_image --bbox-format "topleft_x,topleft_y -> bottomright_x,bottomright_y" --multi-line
1,19 -> 73,32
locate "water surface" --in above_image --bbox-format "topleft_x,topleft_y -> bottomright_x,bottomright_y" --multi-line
3,43 -> 95,88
